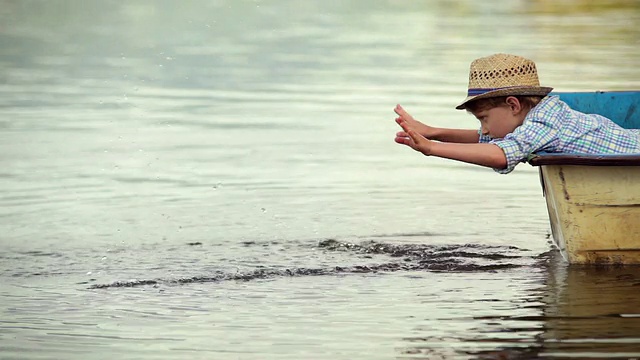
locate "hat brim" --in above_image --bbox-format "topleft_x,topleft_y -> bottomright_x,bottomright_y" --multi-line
456,86 -> 553,110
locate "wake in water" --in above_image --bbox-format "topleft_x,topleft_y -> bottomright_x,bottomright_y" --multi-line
89,239 -> 546,289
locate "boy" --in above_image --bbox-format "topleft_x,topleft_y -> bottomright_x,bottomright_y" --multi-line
394,53 -> 640,173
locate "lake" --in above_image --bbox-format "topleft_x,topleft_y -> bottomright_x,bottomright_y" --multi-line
1,1 -> 639,359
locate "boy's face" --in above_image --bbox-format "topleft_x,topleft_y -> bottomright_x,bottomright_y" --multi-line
471,104 -> 524,139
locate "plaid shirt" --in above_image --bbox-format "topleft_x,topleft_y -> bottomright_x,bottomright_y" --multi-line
479,95 -> 640,174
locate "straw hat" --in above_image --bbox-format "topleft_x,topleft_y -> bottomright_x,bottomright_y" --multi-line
456,53 -> 553,110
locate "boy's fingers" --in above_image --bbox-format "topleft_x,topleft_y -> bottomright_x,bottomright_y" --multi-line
395,104 -> 414,121
407,129 -> 419,141
397,119 -> 424,147
398,120 -> 411,134
394,136 -> 410,145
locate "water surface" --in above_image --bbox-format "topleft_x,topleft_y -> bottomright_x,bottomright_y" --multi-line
1,1 -> 640,359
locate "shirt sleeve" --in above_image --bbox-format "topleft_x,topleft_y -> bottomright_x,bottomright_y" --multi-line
489,117 -> 560,174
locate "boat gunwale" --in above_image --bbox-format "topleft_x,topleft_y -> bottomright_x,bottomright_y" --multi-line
528,153 -> 640,166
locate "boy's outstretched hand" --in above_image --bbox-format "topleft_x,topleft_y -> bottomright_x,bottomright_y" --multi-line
394,104 -> 434,139
395,117 -> 434,156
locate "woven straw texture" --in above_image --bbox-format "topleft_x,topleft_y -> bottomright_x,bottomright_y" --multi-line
456,53 -> 553,110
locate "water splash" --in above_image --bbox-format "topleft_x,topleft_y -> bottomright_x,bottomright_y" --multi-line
89,239 -> 539,289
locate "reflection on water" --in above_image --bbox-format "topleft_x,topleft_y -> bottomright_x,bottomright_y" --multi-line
540,259 -> 640,358
1,0 -> 640,359
399,252 -> 640,359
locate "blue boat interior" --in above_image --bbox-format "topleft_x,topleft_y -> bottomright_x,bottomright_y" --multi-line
551,91 -> 640,129
529,91 -> 640,165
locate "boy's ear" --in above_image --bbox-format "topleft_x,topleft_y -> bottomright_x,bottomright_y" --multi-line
505,96 -> 522,113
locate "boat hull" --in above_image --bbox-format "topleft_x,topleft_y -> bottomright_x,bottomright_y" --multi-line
539,164 -> 640,265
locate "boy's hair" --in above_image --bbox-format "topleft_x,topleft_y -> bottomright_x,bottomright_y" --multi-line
465,95 -> 543,113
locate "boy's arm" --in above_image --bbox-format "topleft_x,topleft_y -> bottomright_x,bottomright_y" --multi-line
430,127 -> 480,143
398,119 -> 507,169
394,105 -> 479,143
396,126 -> 480,144
395,126 -> 480,144
430,142 -> 507,169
